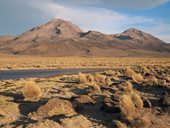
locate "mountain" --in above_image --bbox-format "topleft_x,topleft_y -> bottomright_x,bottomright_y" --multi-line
0,19 -> 170,57
0,35 -> 16,45
112,28 -> 170,52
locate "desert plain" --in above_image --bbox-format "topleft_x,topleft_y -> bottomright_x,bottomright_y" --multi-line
0,56 -> 170,128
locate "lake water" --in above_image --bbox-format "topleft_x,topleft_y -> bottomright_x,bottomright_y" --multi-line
0,68 -> 109,80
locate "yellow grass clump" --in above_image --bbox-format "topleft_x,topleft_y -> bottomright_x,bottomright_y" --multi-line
146,76 -> 158,86
114,120 -> 128,128
94,74 -> 112,85
94,74 -> 106,83
78,73 -> 95,85
91,83 -> 102,93
131,93 -> 143,109
131,116 -> 151,128
22,81 -> 42,100
125,81 -> 133,93
78,72 -> 88,84
119,94 -> 136,120
112,76 -> 120,81
119,81 -> 133,93
143,67 -> 151,74
132,73 -> 144,83
86,74 -> 94,83
104,70 -> 116,75
124,68 -> 136,78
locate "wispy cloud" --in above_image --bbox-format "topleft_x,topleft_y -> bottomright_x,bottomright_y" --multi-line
59,0 -> 170,9
24,0 -> 170,42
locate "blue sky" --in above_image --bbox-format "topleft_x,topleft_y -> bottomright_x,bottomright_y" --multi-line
0,0 -> 170,42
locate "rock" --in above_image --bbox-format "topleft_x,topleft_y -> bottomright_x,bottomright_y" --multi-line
143,98 -> 152,108
101,97 -> 120,113
159,94 -> 170,107
61,115 -> 92,128
0,100 -> 20,125
33,98 -> 76,119
74,103 -> 85,112
75,95 -> 96,105
26,119 -> 62,128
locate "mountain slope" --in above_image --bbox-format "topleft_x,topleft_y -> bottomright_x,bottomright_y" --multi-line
112,28 -> 170,52
0,19 -> 169,57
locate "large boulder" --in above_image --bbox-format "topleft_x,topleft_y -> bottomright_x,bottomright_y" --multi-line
31,98 -> 76,119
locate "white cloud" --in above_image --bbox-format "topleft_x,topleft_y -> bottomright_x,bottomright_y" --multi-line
24,0 -> 170,42
59,0 -> 170,9
156,34 -> 170,42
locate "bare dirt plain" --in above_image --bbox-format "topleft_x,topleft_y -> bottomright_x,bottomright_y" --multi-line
0,57 -> 170,128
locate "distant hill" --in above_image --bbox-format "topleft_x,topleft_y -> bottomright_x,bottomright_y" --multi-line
0,19 -> 170,57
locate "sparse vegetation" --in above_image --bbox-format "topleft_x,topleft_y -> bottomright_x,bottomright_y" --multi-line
0,62 -> 170,128
0,56 -> 169,70
22,81 -> 42,100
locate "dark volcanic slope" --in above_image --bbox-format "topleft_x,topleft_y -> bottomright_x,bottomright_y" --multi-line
0,19 -> 170,57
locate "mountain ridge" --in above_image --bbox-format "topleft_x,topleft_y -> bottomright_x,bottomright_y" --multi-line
0,18 -> 169,57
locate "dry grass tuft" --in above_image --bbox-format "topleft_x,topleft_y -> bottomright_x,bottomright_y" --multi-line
104,70 -> 121,76
146,76 -> 158,86
132,73 -> 144,83
143,67 -> 151,74
112,76 -> 120,81
22,81 -> 42,100
94,74 -> 112,85
78,72 -> 88,84
119,94 -> 136,120
89,83 -> 102,94
114,120 -> 128,128
94,74 -> 107,83
131,116 -> 151,128
125,68 -> 136,78
104,70 -> 116,75
131,93 -> 143,109
119,81 -> 133,93
125,81 -> 133,93
78,73 -> 95,84
86,74 -> 94,83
